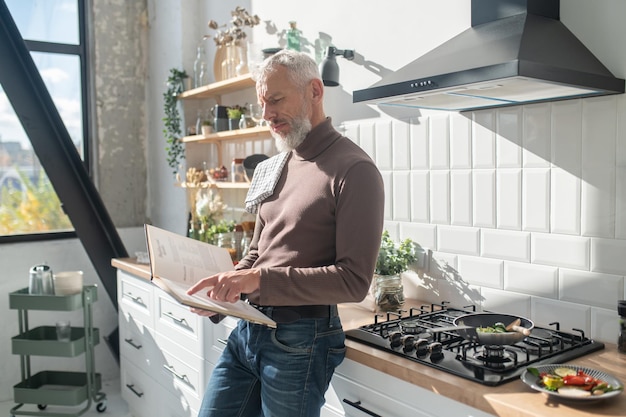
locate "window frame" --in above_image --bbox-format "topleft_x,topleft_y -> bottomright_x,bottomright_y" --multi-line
1,0 -> 93,243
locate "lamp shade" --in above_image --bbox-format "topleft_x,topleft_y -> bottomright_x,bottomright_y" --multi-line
320,56 -> 339,87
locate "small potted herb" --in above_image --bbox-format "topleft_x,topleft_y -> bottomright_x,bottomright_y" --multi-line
201,120 -> 213,136
227,105 -> 245,130
372,231 -> 417,311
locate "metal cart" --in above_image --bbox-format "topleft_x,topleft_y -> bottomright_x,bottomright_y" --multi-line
8,285 -> 107,417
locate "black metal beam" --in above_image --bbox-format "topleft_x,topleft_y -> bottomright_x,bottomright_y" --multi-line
0,1 -> 128,314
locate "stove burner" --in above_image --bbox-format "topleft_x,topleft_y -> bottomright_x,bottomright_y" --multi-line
522,328 -> 560,354
399,320 -> 422,334
524,328 -> 557,346
475,346 -> 512,366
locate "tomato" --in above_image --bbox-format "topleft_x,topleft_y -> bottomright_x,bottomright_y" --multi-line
563,374 -> 597,387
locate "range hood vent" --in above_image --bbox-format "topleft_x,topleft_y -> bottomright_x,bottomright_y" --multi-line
353,0 -> 625,111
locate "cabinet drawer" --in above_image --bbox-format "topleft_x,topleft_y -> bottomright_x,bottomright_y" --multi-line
206,316 -> 238,364
332,372 -> 431,417
119,313 -> 161,380
118,271 -> 153,324
154,288 -> 209,357
333,359 -> 494,417
154,332 -> 206,411
121,359 -> 159,417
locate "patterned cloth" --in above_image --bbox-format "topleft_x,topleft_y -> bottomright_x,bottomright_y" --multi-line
244,152 -> 290,213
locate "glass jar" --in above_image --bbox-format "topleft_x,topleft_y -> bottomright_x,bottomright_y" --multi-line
231,158 -> 246,182
240,231 -> 253,259
216,232 -> 237,263
372,274 -> 405,312
618,300 -> 626,353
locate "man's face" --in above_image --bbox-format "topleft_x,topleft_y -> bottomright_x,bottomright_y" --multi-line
257,66 -> 312,151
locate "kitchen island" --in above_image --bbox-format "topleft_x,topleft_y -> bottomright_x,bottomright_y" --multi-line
112,258 -> 625,417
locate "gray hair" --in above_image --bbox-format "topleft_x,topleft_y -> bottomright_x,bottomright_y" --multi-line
253,49 -> 320,89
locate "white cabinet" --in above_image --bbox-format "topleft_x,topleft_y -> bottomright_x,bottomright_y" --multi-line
117,269 -> 238,417
326,359 -> 495,417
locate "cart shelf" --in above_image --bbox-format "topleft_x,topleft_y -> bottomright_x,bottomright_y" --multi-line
13,371 -> 102,407
9,285 -> 106,417
12,327 -> 100,357
9,287 -> 97,311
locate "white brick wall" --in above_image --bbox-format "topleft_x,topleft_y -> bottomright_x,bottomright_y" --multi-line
344,94 -> 626,344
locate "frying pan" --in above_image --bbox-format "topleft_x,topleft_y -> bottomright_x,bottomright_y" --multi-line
452,313 -> 534,345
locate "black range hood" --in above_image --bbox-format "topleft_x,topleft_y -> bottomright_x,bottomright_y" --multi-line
353,0 -> 625,111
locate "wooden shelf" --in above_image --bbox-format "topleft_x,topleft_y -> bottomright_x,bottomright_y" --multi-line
182,125 -> 270,144
176,181 -> 250,190
178,73 -> 256,100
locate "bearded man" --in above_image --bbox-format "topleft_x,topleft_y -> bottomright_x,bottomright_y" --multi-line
188,49 -> 384,417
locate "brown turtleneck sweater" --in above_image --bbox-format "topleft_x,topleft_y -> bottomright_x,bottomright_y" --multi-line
236,118 -> 385,306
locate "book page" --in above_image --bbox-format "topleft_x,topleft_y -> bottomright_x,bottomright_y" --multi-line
145,224 -> 276,328
146,224 -> 234,285
156,277 -> 276,327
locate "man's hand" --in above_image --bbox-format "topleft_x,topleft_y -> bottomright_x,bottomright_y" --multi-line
186,268 -> 261,304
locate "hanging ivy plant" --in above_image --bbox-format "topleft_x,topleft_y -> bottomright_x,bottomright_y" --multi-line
163,68 -> 188,175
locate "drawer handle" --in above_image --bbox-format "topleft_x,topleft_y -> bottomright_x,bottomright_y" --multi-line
217,338 -> 228,346
163,311 -> 190,327
125,292 -> 145,306
124,338 -> 142,350
342,399 -> 382,417
163,364 -> 189,383
126,383 -> 144,398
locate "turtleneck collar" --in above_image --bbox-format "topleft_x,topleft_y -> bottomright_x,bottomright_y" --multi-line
291,117 -> 342,161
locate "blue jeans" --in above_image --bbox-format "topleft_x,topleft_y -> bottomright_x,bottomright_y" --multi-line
198,315 -> 346,417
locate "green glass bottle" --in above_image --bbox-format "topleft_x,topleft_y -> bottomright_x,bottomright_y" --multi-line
286,21 -> 301,51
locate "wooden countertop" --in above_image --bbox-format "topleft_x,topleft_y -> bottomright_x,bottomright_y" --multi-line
112,257 -> 626,417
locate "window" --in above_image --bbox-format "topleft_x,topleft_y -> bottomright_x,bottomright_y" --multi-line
0,0 -> 89,239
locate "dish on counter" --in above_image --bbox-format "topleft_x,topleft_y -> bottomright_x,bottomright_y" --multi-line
520,364 -> 623,401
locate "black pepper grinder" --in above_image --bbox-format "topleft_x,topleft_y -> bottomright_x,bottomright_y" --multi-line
618,300 -> 626,353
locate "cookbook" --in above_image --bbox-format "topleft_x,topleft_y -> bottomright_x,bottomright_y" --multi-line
144,224 -> 276,328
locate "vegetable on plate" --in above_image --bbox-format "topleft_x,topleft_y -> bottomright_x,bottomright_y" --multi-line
527,367 -> 622,397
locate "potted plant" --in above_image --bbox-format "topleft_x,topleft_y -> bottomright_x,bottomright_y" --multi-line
162,68 -> 188,176
227,105 -> 245,130
372,231 -> 417,311
201,119 -> 213,136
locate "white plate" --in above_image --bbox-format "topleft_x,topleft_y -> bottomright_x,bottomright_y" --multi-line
520,364 -> 623,401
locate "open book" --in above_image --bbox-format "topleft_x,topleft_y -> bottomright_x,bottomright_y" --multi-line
144,224 -> 276,328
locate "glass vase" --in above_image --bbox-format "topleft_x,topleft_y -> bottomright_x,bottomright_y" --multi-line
372,274 -> 405,312
220,43 -> 238,81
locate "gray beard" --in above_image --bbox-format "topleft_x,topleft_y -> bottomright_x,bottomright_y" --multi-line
272,117 -> 312,152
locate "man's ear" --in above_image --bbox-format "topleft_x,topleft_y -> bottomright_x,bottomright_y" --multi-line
311,78 -> 324,103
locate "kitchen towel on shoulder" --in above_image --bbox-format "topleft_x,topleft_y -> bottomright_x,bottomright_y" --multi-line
244,152 -> 290,214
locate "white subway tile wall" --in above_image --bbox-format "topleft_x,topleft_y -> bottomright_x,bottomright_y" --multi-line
343,95 -> 626,344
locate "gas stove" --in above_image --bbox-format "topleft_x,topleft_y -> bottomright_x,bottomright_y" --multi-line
345,303 -> 605,386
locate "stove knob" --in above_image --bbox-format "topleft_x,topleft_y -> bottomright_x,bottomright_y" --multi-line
430,351 -> 445,364
415,338 -> 430,357
389,331 -> 403,349
428,342 -> 443,355
402,335 -> 416,353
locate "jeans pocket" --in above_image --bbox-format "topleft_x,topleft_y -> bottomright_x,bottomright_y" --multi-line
326,346 -> 347,382
270,324 -> 314,353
